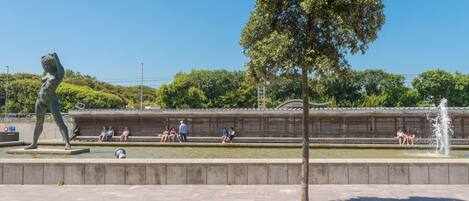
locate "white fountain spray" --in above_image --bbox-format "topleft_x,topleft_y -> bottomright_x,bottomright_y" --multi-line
430,99 -> 453,156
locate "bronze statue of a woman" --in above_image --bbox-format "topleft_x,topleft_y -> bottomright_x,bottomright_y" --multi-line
25,53 -> 71,150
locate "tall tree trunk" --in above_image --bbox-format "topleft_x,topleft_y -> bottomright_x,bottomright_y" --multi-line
301,67 -> 310,201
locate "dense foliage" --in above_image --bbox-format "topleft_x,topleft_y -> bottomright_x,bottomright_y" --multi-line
0,70 -> 146,113
156,70 -> 257,108
1,69 -> 469,113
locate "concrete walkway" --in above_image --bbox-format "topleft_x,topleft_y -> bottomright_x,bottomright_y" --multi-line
0,185 -> 467,201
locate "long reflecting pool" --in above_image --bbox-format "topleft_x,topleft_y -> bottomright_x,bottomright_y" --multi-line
1,145 -> 469,159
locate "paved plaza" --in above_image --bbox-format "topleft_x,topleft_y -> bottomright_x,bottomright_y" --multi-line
0,185 -> 467,201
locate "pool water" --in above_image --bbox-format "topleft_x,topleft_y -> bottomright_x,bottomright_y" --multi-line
1,145 -> 469,159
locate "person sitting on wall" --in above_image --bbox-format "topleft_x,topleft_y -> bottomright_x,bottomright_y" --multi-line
405,129 -> 416,145
98,126 -> 107,142
221,127 -> 229,143
170,127 -> 180,143
105,126 -> 115,141
168,127 -> 177,142
120,126 -> 130,142
228,127 -> 236,143
396,128 -> 406,145
160,127 -> 170,142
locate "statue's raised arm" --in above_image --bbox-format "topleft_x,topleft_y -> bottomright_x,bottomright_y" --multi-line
52,52 -> 65,82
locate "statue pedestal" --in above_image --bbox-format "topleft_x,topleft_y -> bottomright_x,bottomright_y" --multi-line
7,148 -> 90,155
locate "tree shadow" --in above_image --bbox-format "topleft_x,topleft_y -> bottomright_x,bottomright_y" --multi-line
345,197 -> 464,201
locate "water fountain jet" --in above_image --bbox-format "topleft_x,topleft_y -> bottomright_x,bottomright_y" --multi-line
430,99 -> 453,156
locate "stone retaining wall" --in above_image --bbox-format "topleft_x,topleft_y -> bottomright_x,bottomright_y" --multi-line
0,159 -> 468,185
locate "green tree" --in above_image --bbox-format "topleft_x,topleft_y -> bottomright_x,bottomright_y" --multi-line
64,70 -> 156,108
314,70 -> 362,107
57,83 -> 126,111
8,79 -> 41,113
412,70 -> 455,106
240,1 -> 385,200
156,70 -> 256,108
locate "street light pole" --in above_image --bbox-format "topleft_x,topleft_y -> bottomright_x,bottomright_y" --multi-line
140,62 -> 144,110
4,66 -> 9,121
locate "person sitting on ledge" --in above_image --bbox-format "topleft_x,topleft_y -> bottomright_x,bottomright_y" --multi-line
221,127 -> 229,143
228,127 -> 236,143
170,127 -> 179,142
168,127 -> 176,142
405,129 -> 416,145
396,128 -> 406,145
160,127 -> 170,142
98,126 -> 107,142
120,126 -> 130,142
105,126 -> 115,141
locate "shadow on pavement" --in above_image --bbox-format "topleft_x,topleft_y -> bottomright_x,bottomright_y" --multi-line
346,197 -> 464,201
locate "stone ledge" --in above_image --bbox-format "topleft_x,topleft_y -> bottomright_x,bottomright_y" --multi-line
6,148 -> 90,155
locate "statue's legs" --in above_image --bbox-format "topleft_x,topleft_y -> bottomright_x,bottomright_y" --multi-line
49,97 -> 71,150
24,100 -> 47,149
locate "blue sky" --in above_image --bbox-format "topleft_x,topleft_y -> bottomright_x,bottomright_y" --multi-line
1,0 -> 468,87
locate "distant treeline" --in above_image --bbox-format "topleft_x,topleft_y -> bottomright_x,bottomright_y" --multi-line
0,68 -> 467,113
156,69 -> 469,108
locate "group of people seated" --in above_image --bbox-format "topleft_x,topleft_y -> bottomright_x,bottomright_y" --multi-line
159,121 -> 189,143
221,127 -> 236,143
396,127 -> 416,145
98,126 -> 130,142
159,127 -> 182,142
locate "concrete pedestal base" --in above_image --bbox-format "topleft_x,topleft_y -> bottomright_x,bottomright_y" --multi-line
7,148 -> 90,155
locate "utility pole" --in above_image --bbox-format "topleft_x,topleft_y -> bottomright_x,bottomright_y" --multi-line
4,66 -> 8,121
140,62 -> 144,110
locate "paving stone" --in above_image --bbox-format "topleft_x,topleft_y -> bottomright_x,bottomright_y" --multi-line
85,164 -> 105,184
267,164 -> 288,184
247,164 -> 267,184
328,164 -> 348,184
449,164 -> 469,184
369,164 -> 388,184
349,164 -> 368,184
227,164 -> 247,185
166,164 -> 186,184
310,164 -> 328,184
125,165 -> 146,185
146,164 -> 166,185
64,164 -> 85,185
1,185 -> 469,201
409,164 -> 429,184
3,164 -> 23,184
287,164 -> 301,184
44,164 -> 64,184
429,164 -> 449,184
23,163 -> 44,184
186,165 -> 206,184
206,165 -> 227,185
105,164 -> 125,184
389,164 -> 409,184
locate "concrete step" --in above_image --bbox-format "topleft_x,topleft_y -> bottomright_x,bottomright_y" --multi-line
74,136 -> 469,145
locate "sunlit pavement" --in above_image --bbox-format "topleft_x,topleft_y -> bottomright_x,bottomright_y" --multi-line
0,185 -> 468,201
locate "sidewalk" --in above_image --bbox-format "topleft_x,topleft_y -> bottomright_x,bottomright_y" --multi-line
0,185 -> 467,201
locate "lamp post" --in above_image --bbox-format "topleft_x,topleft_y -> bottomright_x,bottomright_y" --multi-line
4,65 -> 8,121
140,62 -> 144,110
